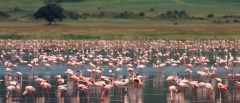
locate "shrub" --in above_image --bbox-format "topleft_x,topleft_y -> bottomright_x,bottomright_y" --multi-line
0,11 -> 10,18
207,14 -> 214,18
65,11 -> 80,20
138,12 -> 145,17
149,8 -> 155,11
9,6 -> 23,12
158,10 -> 190,19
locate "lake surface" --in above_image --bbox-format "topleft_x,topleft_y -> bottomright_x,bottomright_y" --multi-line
1,65 -> 239,103
0,39 -> 239,103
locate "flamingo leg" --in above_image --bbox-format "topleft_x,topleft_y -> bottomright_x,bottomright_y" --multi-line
31,92 -> 35,103
6,92 -> 9,100
46,89 -> 50,102
74,82 -> 77,97
220,90 -> 222,102
170,90 -> 172,101
83,91 -> 89,103
25,94 -> 28,103
101,90 -> 105,101
42,88 -> 44,97
184,88 -> 187,98
87,90 -> 90,103
192,88 -> 195,100
61,91 -> 63,97
237,89 -> 239,95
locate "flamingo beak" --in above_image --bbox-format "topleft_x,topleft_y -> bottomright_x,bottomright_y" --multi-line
22,95 -> 25,98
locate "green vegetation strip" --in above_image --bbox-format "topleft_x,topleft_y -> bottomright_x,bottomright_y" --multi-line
0,31 -> 239,40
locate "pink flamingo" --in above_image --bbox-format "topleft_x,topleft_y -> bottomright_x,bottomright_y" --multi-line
16,72 -> 23,82
22,85 -> 36,103
40,80 -> 52,101
185,69 -> 192,76
235,81 -> 240,95
77,70 -> 92,81
55,75 -> 65,85
100,83 -> 114,101
217,81 -> 228,101
110,78 -> 129,99
166,74 -> 179,85
76,84 -> 90,103
186,63 -> 193,69
58,85 -> 67,97
205,83 -> 214,100
6,85 -> 15,99
169,85 -> 178,102
208,65 -> 216,79
189,80 -> 199,100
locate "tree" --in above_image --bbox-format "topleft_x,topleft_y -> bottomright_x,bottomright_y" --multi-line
34,4 -> 65,25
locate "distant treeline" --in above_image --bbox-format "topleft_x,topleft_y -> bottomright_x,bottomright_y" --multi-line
0,6 -> 240,24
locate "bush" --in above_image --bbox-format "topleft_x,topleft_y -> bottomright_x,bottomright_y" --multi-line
138,12 -> 145,17
149,8 -> 155,11
0,11 -> 10,18
65,11 -> 80,20
116,11 -> 134,19
213,20 -> 221,24
158,10 -> 190,19
233,20 -> 238,23
207,14 -> 214,18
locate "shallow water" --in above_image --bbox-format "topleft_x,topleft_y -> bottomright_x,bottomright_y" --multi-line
0,64 -> 240,103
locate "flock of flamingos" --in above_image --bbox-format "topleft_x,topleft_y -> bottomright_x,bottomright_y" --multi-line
1,39 -> 240,103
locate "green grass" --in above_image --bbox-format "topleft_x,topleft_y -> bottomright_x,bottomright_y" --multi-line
1,0 -> 240,16
1,31 -> 239,40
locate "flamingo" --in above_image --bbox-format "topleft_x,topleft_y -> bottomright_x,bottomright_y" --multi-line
5,61 -> 13,67
22,85 -> 36,103
55,75 -> 64,85
188,80 -> 199,100
76,84 -> 89,97
27,64 -> 33,69
40,80 -> 52,101
205,83 -> 214,100
100,83 -> 114,101
110,78 -> 129,98
198,82 -> 206,100
166,74 -> 179,85
235,81 -> 240,95
77,70 -> 92,81
208,65 -> 216,79
186,63 -> 193,69
58,85 -> 67,97
217,81 -> 228,101
6,85 -> 15,99
16,72 -> 23,81
5,68 -> 12,75
185,69 -> 192,76
169,85 -> 178,102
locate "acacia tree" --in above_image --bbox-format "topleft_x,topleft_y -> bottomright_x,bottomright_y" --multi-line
34,3 -> 65,25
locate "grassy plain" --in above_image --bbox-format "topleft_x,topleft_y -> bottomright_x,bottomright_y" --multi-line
0,0 -> 240,39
